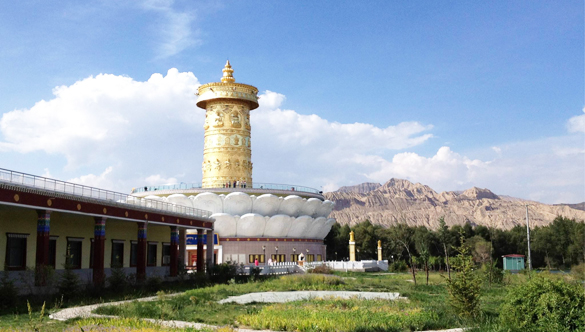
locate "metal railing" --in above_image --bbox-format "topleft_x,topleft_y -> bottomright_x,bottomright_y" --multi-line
133,182 -> 321,194
0,168 -> 212,219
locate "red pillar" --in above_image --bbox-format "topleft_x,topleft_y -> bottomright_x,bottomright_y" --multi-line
196,229 -> 204,273
35,210 -> 51,286
170,226 -> 179,277
93,217 -> 106,286
136,222 -> 147,281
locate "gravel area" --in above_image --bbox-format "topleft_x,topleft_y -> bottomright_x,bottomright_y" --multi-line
218,290 -> 406,304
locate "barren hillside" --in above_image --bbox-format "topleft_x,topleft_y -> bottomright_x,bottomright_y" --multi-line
324,179 -> 585,229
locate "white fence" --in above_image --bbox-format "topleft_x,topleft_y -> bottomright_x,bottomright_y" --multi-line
322,260 -> 389,272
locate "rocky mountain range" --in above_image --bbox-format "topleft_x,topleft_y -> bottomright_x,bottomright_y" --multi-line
324,179 -> 585,230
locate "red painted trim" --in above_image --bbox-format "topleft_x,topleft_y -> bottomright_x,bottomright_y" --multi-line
503,254 -> 525,258
219,237 -> 323,244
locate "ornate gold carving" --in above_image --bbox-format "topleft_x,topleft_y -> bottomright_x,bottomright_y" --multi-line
214,159 -> 221,171
13,194 -> 19,202
225,159 -> 231,170
47,199 -> 52,207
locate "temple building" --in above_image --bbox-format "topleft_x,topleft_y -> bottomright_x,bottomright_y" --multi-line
0,168 -> 214,288
132,61 -> 336,266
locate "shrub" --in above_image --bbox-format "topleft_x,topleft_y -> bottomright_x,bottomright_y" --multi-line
108,264 -> 129,292
308,265 -> 333,274
480,262 -> 503,284
500,276 -> 585,331
571,262 -> 585,281
0,270 -> 18,309
445,233 -> 481,319
58,263 -> 80,300
210,262 -> 238,284
389,260 -> 409,272
145,275 -> 163,292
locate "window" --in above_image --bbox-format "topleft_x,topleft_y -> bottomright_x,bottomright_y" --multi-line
271,254 -> 286,262
248,254 -> 265,264
162,243 -> 171,266
49,236 -> 58,268
147,242 -> 157,266
5,233 -> 28,270
316,254 -> 322,262
130,241 -> 137,267
111,240 -> 124,268
66,238 -> 83,269
307,254 -> 315,262
291,254 -> 299,262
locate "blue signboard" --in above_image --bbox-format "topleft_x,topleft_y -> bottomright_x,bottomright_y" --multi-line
186,233 -> 219,245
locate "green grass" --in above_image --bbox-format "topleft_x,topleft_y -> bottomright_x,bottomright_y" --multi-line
95,273 -> 469,331
3,270 -> 580,332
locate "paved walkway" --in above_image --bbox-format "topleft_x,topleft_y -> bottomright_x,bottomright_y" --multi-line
50,292 -> 463,332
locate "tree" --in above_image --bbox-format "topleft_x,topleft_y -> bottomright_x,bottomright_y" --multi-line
415,226 -> 432,285
391,223 -> 417,285
446,232 -> 482,319
438,217 -> 452,280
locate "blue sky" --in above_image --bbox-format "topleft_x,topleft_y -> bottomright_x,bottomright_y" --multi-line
0,0 -> 583,204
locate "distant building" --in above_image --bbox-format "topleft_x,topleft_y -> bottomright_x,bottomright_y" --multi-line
502,254 -> 525,271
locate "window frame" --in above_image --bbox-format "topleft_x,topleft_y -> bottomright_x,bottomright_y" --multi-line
162,243 -> 171,266
111,240 -> 125,268
147,242 -> 157,267
130,241 -> 137,267
5,233 -> 28,271
66,237 -> 83,269
49,236 -> 58,269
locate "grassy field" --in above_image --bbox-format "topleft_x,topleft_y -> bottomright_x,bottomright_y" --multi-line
0,270 -> 582,331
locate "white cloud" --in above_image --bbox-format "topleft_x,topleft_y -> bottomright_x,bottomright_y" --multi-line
1,69 -> 582,204
144,174 -> 178,186
68,166 -> 114,188
140,0 -> 199,58
567,107 -> 585,133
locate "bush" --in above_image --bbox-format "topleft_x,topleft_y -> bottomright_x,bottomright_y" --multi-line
0,271 -> 18,309
210,262 -> 238,284
571,262 -> 585,281
108,265 -> 129,292
500,276 -> 585,331
308,265 -> 333,274
389,260 -> 409,272
145,275 -> 163,292
480,262 -> 503,284
58,264 -> 80,300
445,233 -> 481,319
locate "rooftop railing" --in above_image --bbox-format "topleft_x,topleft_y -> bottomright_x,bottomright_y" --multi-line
0,168 -> 212,219
132,182 -> 321,194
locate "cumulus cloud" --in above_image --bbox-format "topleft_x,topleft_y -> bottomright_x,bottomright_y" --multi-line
68,166 -> 115,188
567,107 -> 585,133
1,69 -> 582,204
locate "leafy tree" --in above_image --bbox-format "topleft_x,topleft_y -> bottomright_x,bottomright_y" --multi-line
438,217 -> 452,280
391,223 -> 417,285
445,232 -> 482,319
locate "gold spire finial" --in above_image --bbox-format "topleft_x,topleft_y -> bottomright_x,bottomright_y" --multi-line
221,60 -> 235,83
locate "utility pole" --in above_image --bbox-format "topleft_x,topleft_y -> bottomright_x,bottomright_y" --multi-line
525,204 -> 532,272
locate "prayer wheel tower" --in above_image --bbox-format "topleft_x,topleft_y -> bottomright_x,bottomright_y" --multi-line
196,61 -> 259,188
